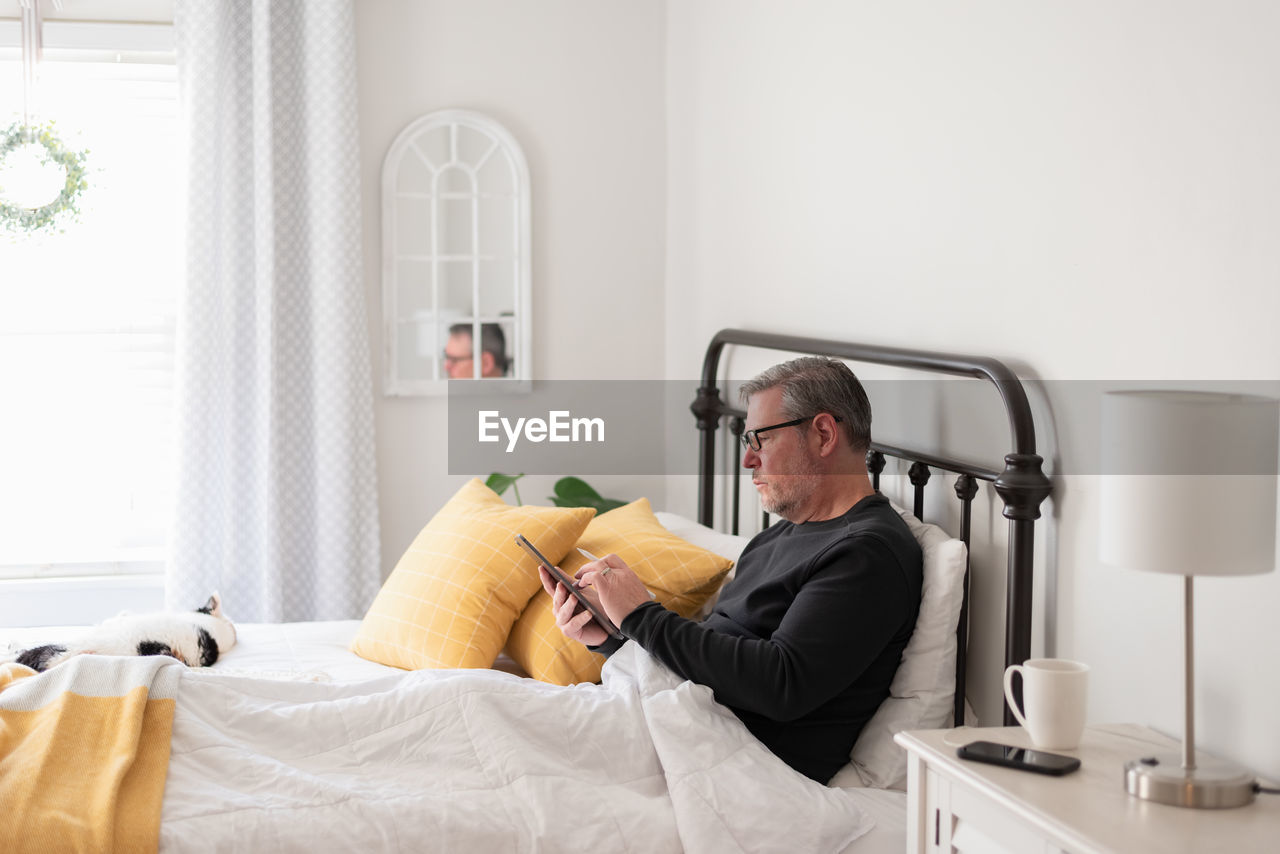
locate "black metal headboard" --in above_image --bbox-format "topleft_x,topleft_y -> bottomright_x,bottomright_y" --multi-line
689,329 -> 1052,726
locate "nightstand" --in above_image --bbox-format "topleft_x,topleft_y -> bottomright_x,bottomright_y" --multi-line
895,723 -> 1280,854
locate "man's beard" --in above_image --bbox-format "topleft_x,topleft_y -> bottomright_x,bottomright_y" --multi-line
760,481 -> 799,518
756,451 -> 822,521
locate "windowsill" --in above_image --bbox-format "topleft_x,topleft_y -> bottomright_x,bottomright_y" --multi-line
0,553 -> 165,581
0,574 -> 165,628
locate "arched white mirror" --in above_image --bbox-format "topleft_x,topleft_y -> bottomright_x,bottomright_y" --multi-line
382,109 -> 531,394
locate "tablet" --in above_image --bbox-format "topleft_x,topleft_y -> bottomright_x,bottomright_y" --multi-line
514,533 -> 623,639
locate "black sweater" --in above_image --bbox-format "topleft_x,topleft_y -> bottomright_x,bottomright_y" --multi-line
597,493 -> 922,783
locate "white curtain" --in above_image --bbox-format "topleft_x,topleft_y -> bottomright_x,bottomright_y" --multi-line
167,0 -> 381,622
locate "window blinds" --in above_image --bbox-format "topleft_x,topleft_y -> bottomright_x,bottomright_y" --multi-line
0,22 -> 178,577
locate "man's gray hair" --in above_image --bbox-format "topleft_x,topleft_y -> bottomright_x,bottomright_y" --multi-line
450,322 -> 508,372
739,356 -> 872,451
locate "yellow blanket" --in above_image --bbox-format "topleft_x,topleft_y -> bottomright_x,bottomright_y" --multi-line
0,655 -> 182,854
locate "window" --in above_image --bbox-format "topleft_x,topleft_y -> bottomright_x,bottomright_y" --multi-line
0,21 -> 178,579
382,109 -> 532,393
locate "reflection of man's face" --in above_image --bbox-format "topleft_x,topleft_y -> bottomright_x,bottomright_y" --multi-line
443,332 -> 478,378
444,332 -> 501,378
741,386 -> 821,522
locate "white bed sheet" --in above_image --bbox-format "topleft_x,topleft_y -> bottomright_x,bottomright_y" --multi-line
209,619 -> 411,681
218,621 -> 905,853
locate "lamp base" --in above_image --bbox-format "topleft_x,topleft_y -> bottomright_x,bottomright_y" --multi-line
1124,753 -> 1256,808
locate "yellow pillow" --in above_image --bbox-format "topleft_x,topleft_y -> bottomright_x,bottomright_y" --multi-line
350,478 -> 595,670
506,497 -> 734,685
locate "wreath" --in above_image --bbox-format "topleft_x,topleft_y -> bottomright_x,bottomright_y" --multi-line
0,121 -> 89,235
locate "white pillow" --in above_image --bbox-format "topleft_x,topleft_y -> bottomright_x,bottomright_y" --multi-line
653,510 -> 750,564
841,504 -> 968,790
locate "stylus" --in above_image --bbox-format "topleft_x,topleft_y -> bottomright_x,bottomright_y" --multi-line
577,549 -> 657,600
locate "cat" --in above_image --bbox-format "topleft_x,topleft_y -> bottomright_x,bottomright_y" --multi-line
6,594 -> 237,673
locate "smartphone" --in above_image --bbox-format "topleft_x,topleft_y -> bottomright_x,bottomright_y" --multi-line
956,741 -> 1081,776
513,534 -> 623,639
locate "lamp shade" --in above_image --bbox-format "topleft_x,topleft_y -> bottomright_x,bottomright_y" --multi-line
1099,390 -> 1279,577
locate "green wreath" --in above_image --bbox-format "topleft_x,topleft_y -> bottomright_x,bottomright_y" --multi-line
0,121 -> 89,235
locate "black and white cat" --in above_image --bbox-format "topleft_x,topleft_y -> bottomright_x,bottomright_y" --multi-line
6,594 -> 237,673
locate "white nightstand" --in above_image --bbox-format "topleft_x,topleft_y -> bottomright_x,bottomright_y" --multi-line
895,724 -> 1280,854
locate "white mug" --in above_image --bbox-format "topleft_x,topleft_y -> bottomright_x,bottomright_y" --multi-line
1002,658 -> 1089,750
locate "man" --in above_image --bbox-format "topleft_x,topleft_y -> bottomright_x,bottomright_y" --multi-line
443,322 -> 508,378
540,357 -> 923,783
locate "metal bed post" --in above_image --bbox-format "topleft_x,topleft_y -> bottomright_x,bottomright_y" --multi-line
953,474 -> 979,727
691,384 -> 723,528
994,453 -> 1052,722
728,416 -> 745,536
866,450 -> 886,492
908,462 -> 931,520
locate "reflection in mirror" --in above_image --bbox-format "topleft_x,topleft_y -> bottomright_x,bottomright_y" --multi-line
439,196 -> 473,256
442,321 -> 510,380
478,261 -> 516,317
383,110 -> 530,393
439,261 -> 474,316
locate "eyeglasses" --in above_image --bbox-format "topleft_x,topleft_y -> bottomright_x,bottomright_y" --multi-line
739,415 -> 841,452
442,351 -> 473,365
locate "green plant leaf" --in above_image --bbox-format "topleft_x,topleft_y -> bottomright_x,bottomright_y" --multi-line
548,476 -> 626,513
548,495 -> 628,512
485,472 -> 525,504
593,497 -> 628,513
550,476 -> 598,503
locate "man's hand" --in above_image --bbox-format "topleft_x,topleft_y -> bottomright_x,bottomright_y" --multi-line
538,566 -> 610,647
576,554 -> 652,627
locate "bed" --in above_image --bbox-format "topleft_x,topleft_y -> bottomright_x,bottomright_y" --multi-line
0,329 -> 1051,854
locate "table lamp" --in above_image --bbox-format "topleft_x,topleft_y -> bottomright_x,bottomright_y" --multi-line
1100,390 -> 1279,808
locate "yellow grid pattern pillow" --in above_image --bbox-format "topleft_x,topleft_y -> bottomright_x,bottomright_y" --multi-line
506,498 -> 734,685
350,478 -> 595,670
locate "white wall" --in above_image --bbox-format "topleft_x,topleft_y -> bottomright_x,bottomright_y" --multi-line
355,1 -> 669,572
665,1 -> 1280,779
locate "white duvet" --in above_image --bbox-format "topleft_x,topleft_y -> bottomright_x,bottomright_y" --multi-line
160,643 -> 875,853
